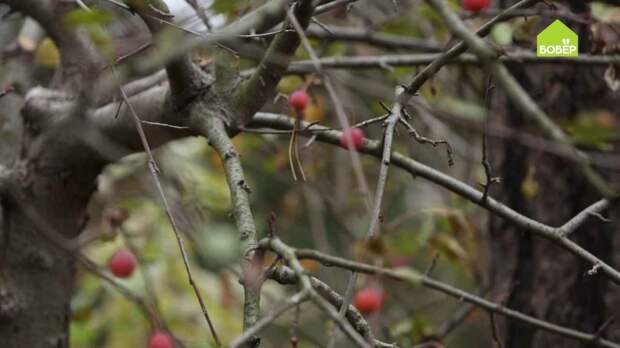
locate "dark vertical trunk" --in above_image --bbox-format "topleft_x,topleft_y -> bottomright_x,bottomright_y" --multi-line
489,4 -> 619,347
0,155 -> 102,347
0,207 -> 77,348
0,65 -> 105,346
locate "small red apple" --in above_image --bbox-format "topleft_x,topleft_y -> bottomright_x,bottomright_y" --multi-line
148,331 -> 174,348
340,128 -> 364,151
463,0 -> 490,12
107,249 -> 136,278
290,90 -> 309,111
353,288 -> 384,315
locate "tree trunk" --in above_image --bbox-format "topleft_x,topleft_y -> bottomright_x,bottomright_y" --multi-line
489,5 -> 619,347
0,147 -> 104,348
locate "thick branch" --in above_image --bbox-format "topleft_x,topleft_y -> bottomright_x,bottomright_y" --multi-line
128,0 -> 205,106
1,0 -> 102,90
233,0 -> 314,126
23,82 -> 190,165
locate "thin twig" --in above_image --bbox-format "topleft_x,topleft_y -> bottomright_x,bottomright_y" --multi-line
489,312 -> 505,348
287,52 -> 620,73
77,254 -> 160,329
112,68 -> 221,346
398,116 -> 454,166
119,227 -> 163,323
480,75 -> 499,203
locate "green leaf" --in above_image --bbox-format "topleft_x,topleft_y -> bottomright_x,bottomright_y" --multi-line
64,9 -> 113,27
564,110 -> 618,150
492,22 -> 513,45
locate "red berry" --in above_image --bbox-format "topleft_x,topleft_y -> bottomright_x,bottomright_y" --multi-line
353,288 -> 384,315
463,0 -> 490,12
148,331 -> 174,348
290,90 -> 309,111
340,128 -> 364,151
107,249 -> 136,278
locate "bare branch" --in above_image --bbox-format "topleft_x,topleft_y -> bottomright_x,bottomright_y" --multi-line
260,239 -> 620,348
268,266 -> 396,348
424,0 -> 616,197
127,0 -> 206,107
114,70 -> 221,346
305,24 -> 442,52
230,291 -> 309,348
249,113 -> 620,284
264,237 -> 374,348
193,114 -> 262,341
0,0 -> 102,90
286,52 -> 620,73
233,0 -> 314,125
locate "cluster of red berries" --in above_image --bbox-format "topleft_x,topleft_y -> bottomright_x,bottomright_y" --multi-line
289,90 -> 365,151
353,288 -> 384,315
462,0 -> 490,12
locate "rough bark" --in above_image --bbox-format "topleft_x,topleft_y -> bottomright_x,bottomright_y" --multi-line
0,76 -> 188,347
489,5 -> 620,347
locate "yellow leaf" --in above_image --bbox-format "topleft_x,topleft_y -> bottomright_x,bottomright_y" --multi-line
277,76 -> 304,94
429,234 -> 468,263
521,166 -> 539,200
35,38 -> 60,68
304,98 -> 325,123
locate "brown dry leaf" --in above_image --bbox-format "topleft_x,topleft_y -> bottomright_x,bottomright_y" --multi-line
428,234 -> 468,263
591,22 -> 620,54
366,236 -> 387,256
300,259 -> 321,273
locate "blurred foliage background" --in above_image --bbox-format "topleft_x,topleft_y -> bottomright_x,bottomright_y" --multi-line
32,0 -> 618,347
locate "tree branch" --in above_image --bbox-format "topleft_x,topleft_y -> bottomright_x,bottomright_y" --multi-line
127,0 -> 206,107
305,24 -> 442,52
268,266 -> 396,348
233,0 -> 314,126
424,0 -> 616,197
287,52 -> 620,72
263,237 -> 374,348
259,238 -> 620,348
401,0 -> 539,99
248,113 -> 620,284
0,0 -> 102,90
193,114 -> 262,344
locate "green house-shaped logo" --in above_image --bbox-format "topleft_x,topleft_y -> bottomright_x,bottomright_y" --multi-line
536,20 -> 578,57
